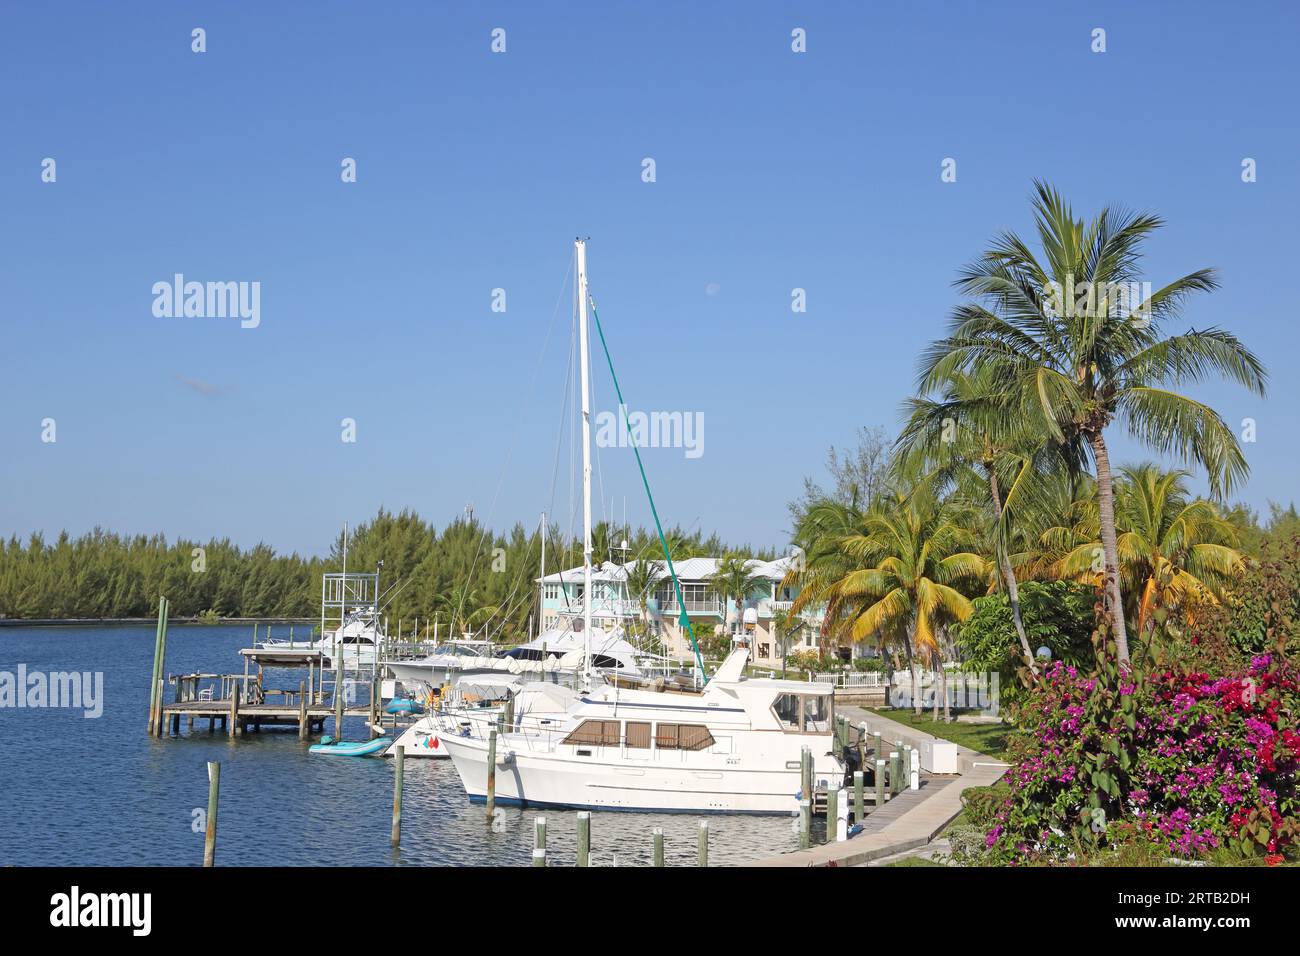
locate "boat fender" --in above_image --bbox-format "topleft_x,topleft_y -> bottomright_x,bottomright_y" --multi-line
495,750 -> 514,767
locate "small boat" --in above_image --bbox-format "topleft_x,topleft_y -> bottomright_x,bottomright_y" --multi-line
309,736 -> 390,757
384,697 -> 423,716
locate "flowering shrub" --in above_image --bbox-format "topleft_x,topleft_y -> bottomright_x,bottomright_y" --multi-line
969,632 -> 1299,865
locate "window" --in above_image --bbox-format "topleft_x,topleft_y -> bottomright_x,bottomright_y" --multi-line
655,723 -> 714,751
771,693 -> 833,734
625,721 -> 651,749
544,584 -> 561,601
759,643 -> 770,659
561,720 -> 620,746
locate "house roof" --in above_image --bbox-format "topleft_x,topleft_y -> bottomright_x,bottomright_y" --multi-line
538,555 -> 797,586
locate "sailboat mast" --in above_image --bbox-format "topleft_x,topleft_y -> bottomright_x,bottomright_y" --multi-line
576,238 -> 593,678
538,510 -> 546,639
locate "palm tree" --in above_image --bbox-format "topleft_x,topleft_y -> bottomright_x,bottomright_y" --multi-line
792,490 -> 989,715
896,364 -> 1081,673
919,181 -> 1267,667
1049,464 -> 1243,655
709,554 -> 766,652
622,555 -> 663,651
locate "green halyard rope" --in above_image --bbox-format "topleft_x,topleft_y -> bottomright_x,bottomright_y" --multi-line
588,296 -> 708,684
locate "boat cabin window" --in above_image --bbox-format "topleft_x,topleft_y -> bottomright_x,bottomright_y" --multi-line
624,721 -> 651,749
590,653 -> 622,669
655,723 -> 714,751
772,693 -> 833,734
561,719 -> 621,746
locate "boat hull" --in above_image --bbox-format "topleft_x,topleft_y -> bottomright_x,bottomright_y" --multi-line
439,733 -> 834,815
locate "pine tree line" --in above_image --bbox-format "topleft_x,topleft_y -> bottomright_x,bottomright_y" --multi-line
0,508 -> 773,641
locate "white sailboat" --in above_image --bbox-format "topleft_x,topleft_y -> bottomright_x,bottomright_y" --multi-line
439,240 -> 847,812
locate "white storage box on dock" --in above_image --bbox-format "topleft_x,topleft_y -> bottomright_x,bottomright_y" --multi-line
381,679 -> 397,699
918,739 -> 959,774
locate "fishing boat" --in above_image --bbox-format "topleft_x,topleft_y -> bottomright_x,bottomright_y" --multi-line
439,239 -> 846,812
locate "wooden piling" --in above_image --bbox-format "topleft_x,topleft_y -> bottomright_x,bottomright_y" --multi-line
203,761 -> 220,867
228,685 -> 240,738
369,674 -> 379,739
875,758 -> 886,806
334,673 -> 345,740
826,784 -> 839,844
799,798 -> 811,849
147,595 -> 166,733
890,750 -> 901,796
873,731 -> 883,763
800,745 -> 812,804
652,828 -> 664,867
298,681 -> 308,739
533,816 -> 547,867
391,746 -> 404,848
485,728 -> 498,821
910,747 -> 920,791
854,770 -> 865,822
857,722 -> 867,773
576,811 -> 591,867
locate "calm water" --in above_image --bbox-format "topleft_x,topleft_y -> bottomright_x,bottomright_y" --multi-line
0,625 -> 809,866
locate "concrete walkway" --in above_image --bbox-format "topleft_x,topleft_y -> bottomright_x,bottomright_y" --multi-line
747,707 -> 1009,867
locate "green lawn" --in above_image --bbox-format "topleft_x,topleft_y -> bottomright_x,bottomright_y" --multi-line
866,708 -> 1014,760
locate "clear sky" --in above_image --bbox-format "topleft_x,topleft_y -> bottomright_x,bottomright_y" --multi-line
2,1 -> 1297,557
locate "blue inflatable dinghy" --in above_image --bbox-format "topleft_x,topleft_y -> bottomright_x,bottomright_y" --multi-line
309,735 -> 389,757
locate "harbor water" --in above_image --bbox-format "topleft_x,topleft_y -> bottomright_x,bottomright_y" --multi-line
0,625 -> 817,866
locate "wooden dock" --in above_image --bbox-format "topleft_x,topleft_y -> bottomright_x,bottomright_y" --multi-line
162,647 -> 380,740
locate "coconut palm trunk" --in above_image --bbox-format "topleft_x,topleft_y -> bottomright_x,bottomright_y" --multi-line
987,469 -> 1035,671
1089,430 -> 1131,667
905,623 -> 921,716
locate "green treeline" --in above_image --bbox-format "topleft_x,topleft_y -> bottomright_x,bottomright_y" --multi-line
0,508 -> 771,641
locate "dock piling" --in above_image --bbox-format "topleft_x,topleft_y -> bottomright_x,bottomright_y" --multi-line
298,681 -> 308,739
203,761 -> 220,867
854,770 -> 865,822
826,784 -> 839,844
890,750 -> 901,796
910,747 -> 920,791
146,596 -> 165,733
485,728 -> 498,822
799,798 -> 811,849
652,828 -> 664,867
698,820 -> 709,867
391,745 -> 405,848
532,816 -> 547,867
577,811 -> 591,867
875,758 -> 886,806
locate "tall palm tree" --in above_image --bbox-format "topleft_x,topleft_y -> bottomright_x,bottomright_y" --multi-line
622,555 -> 663,651
895,364 -> 1081,673
792,490 -> 989,715
709,554 -> 766,651
1049,464 -> 1243,653
919,181 -> 1267,666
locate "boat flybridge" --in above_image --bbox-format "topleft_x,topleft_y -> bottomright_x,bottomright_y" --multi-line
261,614 -> 383,669
437,646 -> 846,813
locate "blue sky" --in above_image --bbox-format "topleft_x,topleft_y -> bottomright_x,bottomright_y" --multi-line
2,1 -> 1297,556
